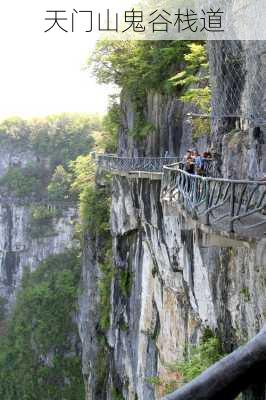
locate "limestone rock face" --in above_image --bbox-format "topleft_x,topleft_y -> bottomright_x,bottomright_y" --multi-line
117,91 -> 197,158
80,39 -> 266,400
0,203 -> 77,307
106,176 -> 266,400
78,234 -> 101,400
0,146 -> 78,309
0,147 -> 37,178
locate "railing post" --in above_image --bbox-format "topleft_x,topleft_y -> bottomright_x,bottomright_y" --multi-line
205,180 -> 210,226
230,182 -> 235,233
193,177 -> 198,206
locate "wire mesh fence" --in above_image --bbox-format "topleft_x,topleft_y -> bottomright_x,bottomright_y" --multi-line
208,40 -> 266,124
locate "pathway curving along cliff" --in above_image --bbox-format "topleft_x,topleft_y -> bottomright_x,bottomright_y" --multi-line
97,154 -> 266,239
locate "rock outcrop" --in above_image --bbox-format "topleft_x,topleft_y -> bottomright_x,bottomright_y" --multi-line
0,145 -> 77,310
80,40 -> 266,400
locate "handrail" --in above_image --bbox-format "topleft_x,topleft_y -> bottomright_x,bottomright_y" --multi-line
97,154 -> 181,173
97,153 -> 266,236
162,166 -> 266,234
164,165 -> 266,185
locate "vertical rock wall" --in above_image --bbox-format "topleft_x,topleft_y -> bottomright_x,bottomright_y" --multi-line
80,39 -> 266,400
0,146 -> 78,309
107,177 -> 266,400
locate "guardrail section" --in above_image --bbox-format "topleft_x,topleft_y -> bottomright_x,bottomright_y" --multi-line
97,154 -> 180,173
162,165 -> 266,234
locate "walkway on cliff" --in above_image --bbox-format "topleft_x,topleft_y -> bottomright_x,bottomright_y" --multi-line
97,154 -> 266,239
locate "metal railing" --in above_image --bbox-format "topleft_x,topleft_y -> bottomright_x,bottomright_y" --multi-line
162,164 -> 266,234
97,154 -> 180,173
97,154 -> 266,235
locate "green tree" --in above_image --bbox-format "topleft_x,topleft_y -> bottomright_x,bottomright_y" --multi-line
0,251 -> 84,400
0,164 -> 45,198
88,40 -> 191,139
88,40 -> 189,95
169,43 -> 210,113
101,95 -> 120,153
0,113 -> 102,198
48,165 -> 72,201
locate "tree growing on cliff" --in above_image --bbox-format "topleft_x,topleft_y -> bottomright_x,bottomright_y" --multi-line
88,40 -> 190,96
169,43 -> 210,113
0,251 -> 84,400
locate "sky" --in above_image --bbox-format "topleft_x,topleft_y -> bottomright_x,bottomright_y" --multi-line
0,0 -> 132,119
1,0 -> 261,120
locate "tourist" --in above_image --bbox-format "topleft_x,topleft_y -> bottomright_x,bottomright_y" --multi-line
183,149 -> 192,163
194,151 -> 204,175
185,156 -> 195,174
179,149 -> 192,171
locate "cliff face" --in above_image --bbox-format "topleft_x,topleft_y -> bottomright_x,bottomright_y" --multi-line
0,145 -> 77,310
78,233 -> 101,400
118,91 -> 205,158
109,176 -> 266,399
80,41 -> 266,400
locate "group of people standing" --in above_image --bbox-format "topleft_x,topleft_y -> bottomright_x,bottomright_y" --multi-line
181,149 -> 213,175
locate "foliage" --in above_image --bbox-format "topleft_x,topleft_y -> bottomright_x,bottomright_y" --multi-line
0,114 -> 100,162
147,375 -> 179,397
98,256 -> 114,332
47,165 -> 73,201
191,116 -> 211,142
0,112 -> 115,400
0,251 -> 84,400
88,40 -> 190,139
88,40 -> 189,95
129,119 -> 155,140
28,205 -> 61,238
89,40 -> 210,141
29,114 -> 99,169
175,336 -> 224,384
70,155 -> 96,195
70,151 -> 113,333
240,287 -> 251,303
101,95 -> 120,153
169,43 -> 211,113
0,164 -> 46,198
0,297 -> 6,321
0,114 -> 102,199
30,205 -> 60,222
119,270 -> 132,298
95,336 -> 110,395
148,334 -> 224,396
70,154 -> 110,237
112,388 -> 124,400
0,117 -> 30,147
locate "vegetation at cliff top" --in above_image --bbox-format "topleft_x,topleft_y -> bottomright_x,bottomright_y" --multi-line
169,43 -> 211,139
169,43 -> 210,113
0,163 -> 46,198
0,113 -> 100,153
0,109 -> 115,399
88,40 -> 191,139
0,250 -> 85,400
88,40 -> 190,96
0,113 -> 101,199
89,40 -> 210,140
